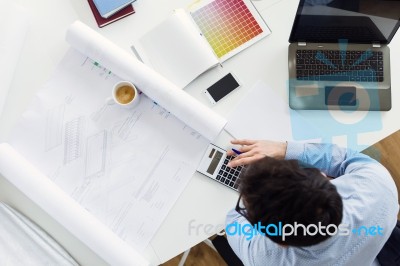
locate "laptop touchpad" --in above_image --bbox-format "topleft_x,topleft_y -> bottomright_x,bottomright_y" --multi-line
325,86 -> 356,106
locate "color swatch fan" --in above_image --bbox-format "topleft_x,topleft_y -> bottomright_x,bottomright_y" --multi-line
190,0 -> 269,61
133,0 -> 271,87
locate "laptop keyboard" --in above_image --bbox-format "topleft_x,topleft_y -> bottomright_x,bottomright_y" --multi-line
215,155 -> 244,191
296,50 -> 384,82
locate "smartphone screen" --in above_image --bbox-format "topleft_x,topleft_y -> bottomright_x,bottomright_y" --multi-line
205,73 -> 240,104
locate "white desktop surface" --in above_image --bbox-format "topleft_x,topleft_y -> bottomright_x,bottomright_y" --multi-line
0,0 -> 399,264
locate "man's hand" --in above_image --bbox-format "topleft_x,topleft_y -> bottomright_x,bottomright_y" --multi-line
227,139 -> 287,168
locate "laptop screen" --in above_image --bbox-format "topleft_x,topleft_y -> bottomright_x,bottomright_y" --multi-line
289,0 -> 400,44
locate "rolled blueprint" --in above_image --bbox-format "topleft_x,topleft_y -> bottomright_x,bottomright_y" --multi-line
66,21 -> 226,141
0,143 -> 149,266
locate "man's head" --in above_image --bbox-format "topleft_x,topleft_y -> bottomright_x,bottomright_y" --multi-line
237,156 -> 343,247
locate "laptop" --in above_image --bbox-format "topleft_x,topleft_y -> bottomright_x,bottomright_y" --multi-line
288,0 -> 400,111
197,144 -> 245,192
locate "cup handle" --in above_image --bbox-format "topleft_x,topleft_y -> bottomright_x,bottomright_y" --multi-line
106,97 -> 115,106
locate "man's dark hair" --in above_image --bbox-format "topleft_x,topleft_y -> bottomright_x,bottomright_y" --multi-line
238,156 -> 343,247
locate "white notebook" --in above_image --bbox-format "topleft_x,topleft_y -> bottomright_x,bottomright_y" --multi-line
133,9 -> 218,89
133,0 -> 271,88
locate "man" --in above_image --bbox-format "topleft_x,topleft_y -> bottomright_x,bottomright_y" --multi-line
225,139 -> 399,266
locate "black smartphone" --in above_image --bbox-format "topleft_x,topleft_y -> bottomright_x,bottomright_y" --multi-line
204,73 -> 240,104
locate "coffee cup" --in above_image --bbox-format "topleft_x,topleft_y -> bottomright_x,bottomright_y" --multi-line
107,81 -> 140,108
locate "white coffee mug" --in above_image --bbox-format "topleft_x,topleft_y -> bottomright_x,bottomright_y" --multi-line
107,81 -> 140,108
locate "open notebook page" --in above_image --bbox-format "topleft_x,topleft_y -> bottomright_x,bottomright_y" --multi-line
133,9 -> 219,88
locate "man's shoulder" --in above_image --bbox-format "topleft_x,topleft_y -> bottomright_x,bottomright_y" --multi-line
332,164 -> 398,203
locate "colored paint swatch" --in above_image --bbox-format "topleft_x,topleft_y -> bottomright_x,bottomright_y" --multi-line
191,0 -> 266,59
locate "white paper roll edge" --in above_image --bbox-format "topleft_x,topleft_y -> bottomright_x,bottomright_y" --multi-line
0,143 -> 149,266
65,20 -> 227,141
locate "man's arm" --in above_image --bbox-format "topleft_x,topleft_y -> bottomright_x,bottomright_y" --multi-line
285,142 -> 379,178
228,139 -> 380,178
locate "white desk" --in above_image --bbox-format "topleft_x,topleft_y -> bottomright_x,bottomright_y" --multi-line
0,0 -> 399,264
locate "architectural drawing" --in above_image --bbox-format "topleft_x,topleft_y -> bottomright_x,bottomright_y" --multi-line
10,49 -> 210,252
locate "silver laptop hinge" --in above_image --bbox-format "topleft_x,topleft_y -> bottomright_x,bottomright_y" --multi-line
298,42 -> 307,46
372,43 -> 381,48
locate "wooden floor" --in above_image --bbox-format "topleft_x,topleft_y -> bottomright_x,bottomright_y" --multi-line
362,130 -> 400,219
162,130 -> 400,266
161,241 -> 227,266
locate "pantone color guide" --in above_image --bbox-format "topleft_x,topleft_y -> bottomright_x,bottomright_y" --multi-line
190,0 -> 271,61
